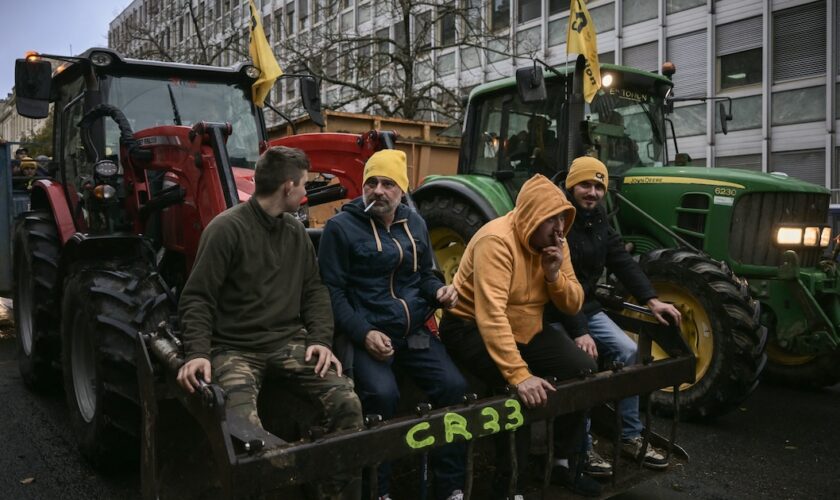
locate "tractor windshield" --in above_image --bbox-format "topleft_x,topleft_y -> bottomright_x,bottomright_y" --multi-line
584,86 -> 666,175
467,70 -> 667,184
101,75 -> 260,168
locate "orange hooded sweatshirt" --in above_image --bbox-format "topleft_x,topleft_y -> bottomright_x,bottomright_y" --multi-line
449,175 -> 584,385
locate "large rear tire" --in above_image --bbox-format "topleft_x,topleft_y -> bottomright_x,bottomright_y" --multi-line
13,210 -> 61,391
61,262 -> 172,469
417,195 -> 488,284
637,248 -> 767,419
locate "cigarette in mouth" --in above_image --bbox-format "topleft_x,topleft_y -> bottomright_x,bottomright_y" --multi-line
364,200 -> 376,212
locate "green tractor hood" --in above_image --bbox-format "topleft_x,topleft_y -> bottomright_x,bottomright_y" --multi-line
622,166 -> 829,195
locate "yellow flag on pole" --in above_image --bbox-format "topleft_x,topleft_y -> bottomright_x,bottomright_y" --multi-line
248,0 -> 282,107
567,0 -> 601,103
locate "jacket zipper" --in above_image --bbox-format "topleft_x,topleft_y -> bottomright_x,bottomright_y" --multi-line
388,230 -> 412,338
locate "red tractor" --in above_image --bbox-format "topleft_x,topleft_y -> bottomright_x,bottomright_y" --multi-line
10,48 -> 387,467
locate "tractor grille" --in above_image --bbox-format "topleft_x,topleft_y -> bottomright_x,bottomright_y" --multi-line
729,192 -> 829,267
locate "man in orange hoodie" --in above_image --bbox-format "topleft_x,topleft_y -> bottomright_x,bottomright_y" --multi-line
439,174 -> 601,498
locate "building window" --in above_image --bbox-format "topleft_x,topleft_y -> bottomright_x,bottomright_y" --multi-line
488,38 -> 509,63
836,83 -> 840,118
285,2 -> 295,35
716,154 -> 762,171
518,0 -> 540,24
590,4 -> 615,33
340,10 -> 353,31
439,2 -> 456,46
667,0 -> 704,15
773,0 -> 826,83
300,0 -> 310,30
415,11 -> 432,50
671,103 -> 706,137
356,3 -> 370,27
717,17 -> 762,91
771,149 -> 825,186
719,48 -> 762,91
549,0 -> 570,15
623,0 -> 657,27
491,0 -> 510,31
623,42 -> 658,73
599,51 -> 614,64
716,94 -> 762,133
436,52 -> 456,76
416,58 -> 433,82
547,17 -> 567,47
772,86 -> 826,126
515,26 -> 541,55
667,30 -> 707,98
461,46 -> 481,70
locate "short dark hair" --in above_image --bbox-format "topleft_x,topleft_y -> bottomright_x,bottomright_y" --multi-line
15,147 -> 28,155
253,146 -> 310,197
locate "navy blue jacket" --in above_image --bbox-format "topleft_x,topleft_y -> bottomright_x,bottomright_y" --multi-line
318,198 -> 444,345
545,194 -> 657,337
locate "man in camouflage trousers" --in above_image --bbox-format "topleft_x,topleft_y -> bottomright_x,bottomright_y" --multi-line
177,146 -> 363,497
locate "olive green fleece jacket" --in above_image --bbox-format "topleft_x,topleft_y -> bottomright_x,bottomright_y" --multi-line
179,196 -> 334,361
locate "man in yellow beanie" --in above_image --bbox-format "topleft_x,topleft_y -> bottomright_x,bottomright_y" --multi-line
318,149 -> 468,500
544,155 -> 681,477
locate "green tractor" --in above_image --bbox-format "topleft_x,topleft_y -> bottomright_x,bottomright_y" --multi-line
414,57 -> 835,419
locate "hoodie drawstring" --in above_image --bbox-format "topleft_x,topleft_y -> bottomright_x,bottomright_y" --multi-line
369,218 -> 383,252
401,221 -> 418,272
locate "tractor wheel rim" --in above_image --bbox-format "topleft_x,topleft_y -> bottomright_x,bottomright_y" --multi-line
71,312 -> 97,423
644,282 -> 714,392
766,342 -> 816,366
16,262 -> 35,355
430,227 -> 466,285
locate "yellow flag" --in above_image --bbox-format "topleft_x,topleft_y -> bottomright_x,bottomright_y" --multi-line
567,0 -> 601,103
248,0 -> 283,107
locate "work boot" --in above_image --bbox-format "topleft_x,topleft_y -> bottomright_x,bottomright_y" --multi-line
445,490 -> 464,500
583,449 -> 613,478
552,462 -> 603,497
621,436 -> 669,470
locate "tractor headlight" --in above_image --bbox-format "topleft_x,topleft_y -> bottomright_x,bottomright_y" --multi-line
94,159 -> 119,178
821,227 -> 832,248
775,227 -> 802,246
803,227 -> 820,247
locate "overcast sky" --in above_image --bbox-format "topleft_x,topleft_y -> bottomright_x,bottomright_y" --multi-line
1,0 -> 131,95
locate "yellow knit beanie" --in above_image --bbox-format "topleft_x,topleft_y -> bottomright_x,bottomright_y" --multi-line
565,156 -> 609,190
363,149 -> 409,192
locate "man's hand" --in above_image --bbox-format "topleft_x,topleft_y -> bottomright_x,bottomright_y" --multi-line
647,298 -> 682,326
177,358 -> 211,394
516,375 -> 556,408
306,344 -> 343,378
574,334 -> 598,359
364,330 -> 395,361
436,284 -> 459,309
541,234 -> 565,282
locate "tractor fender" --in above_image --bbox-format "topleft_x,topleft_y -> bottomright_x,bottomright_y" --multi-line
412,179 -> 500,222
29,179 -> 77,245
60,234 -> 157,278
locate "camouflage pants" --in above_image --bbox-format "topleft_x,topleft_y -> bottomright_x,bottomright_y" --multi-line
212,337 -> 363,498
211,338 -> 363,433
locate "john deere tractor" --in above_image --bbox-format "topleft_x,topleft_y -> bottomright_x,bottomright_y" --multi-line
414,57 -> 835,419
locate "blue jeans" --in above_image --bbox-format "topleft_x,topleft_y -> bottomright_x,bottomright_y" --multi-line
587,312 -> 644,443
353,334 -> 468,499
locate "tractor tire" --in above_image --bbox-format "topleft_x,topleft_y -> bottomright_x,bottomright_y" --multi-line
417,195 -> 488,284
61,262 -> 172,470
13,210 -> 62,391
763,313 -> 840,387
638,248 -> 767,419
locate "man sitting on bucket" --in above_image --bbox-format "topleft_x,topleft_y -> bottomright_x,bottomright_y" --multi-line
318,149 -> 468,500
439,174 -> 603,498
545,156 -> 681,477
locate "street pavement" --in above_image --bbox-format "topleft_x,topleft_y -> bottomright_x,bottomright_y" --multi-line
1,331 -> 838,499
